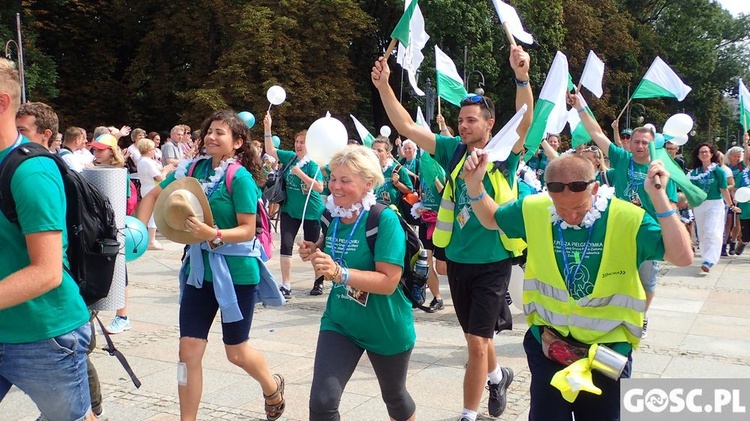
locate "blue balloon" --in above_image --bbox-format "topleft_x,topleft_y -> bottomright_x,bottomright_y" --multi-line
124,216 -> 148,262
238,111 -> 256,129
654,133 -> 665,149
272,135 -> 281,148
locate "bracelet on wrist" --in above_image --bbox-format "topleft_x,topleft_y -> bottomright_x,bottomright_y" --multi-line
467,190 -> 486,202
577,107 -> 588,114
264,134 -> 272,138
655,208 -> 676,219
340,267 -> 350,285
514,77 -> 529,88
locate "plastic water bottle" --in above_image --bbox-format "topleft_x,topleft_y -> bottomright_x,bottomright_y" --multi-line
413,249 -> 429,281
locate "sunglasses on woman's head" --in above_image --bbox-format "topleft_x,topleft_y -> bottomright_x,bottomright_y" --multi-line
546,180 -> 596,193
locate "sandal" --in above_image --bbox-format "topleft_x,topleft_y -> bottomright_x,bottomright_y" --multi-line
263,373 -> 285,421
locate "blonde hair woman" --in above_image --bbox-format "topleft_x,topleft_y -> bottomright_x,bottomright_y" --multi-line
299,145 -> 416,420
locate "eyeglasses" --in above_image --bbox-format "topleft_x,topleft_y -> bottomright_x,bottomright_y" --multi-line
546,180 -> 596,193
698,150 -> 711,155
621,135 -> 631,139
460,95 -> 491,110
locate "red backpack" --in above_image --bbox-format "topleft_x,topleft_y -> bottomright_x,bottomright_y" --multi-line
188,159 -> 273,261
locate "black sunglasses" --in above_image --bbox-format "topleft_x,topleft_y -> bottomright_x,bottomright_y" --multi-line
546,180 -> 596,193
460,94 -> 490,109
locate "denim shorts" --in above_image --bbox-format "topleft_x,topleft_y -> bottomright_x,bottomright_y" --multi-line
0,323 -> 92,421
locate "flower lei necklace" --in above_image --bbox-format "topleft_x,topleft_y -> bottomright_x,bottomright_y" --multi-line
550,185 -> 614,229
519,162 -> 542,192
295,155 -> 310,169
687,163 -> 717,181
175,157 -> 237,194
326,191 -> 377,219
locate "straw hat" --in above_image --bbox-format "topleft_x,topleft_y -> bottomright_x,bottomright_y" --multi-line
154,178 -> 214,244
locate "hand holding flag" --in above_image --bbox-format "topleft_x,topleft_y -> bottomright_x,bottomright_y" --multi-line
385,0 -> 419,58
492,0 -> 534,45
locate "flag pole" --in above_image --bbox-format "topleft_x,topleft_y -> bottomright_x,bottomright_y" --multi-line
438,97 -> 442,116
502,22 -> 525,69
384,38 -> 398,60
616,97 -> 633,122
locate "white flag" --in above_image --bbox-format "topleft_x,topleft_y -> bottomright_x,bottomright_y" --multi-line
579,50 -> 605,98
483,104 -> 528,162
415,106 -> 428,128
397,0 -> 430,96
491,0 -> 534,45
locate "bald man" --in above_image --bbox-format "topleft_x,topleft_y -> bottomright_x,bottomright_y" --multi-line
460,152 -> 692,420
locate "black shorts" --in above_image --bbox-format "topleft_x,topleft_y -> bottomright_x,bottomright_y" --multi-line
447,258 -> 512,338
418,222 -> 445,261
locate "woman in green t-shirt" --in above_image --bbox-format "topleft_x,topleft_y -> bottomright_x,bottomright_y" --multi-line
137,110 -> 285,421
263,112 -> 326,297
688,143 -> 741,272
298,145 -> 416,421
371,136 -> 413,206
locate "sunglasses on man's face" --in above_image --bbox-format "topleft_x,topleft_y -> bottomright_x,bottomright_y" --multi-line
546,180 -> 596,193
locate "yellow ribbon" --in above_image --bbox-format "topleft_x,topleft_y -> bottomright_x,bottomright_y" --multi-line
550,344 -> 603,403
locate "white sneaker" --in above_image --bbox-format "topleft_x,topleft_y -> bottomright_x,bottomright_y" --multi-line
105,316 -> 131,334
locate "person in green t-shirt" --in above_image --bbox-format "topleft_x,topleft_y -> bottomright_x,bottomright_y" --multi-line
263,112 -> 326,297
526,133 -> 561,185
372,45 -> 534,421
298,145 -> 415,420
734,165 -> 750,255
0,62 -> 93,420
461,152 -> 693,420
688,143 -> 741,272
724,146 -> 746,254
137,110 -> 285,421
372,136 -> 413,206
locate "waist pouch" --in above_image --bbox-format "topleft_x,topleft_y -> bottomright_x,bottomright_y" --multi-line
541,326 -> 590,366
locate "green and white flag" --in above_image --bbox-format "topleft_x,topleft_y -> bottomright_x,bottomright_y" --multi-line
435,45 -> 468,107
523,51 -> 569,161
390,0 -> 418,47
632,57 -> 691,101
740,79 -> 750,133
397,0 -> 429,96
567,95 -> 595,148
415,106 -> 428,128
350,114 -> 375,147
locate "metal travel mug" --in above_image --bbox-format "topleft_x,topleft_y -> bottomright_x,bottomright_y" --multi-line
590,344 -> 628,380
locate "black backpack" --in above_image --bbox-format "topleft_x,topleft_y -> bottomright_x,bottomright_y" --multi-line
0,142 -> 120,305
321,203 -> 431,312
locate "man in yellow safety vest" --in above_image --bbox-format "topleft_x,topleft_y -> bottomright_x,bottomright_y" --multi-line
460,152 -> 693,420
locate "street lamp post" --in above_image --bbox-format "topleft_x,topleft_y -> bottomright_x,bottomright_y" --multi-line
5,13 -> 26,103
424,78 -> 436,127
468,70 -> 485,96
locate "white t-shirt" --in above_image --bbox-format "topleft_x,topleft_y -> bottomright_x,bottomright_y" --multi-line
75,148 -> 95,164
127,144 -> 143,164
137,157 -> 161,196
154,148 -> 163,166
58,149 -> 85,173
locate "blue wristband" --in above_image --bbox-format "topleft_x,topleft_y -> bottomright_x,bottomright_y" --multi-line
655,208 -> 676,219
578,107 -> 588,114
515,78 -> 529,88
467,190 -> 486,202
340,267 -> 350,285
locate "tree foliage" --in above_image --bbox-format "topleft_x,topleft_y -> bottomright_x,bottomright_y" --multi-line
3,0 -> 748,151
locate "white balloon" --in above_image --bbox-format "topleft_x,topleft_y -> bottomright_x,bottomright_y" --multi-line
266,85 -> 286,106
306,116 -> 348,166
508,265 -> 525,312
663,113 -> 693,138
669,133 -> 689,146
380,125 -> 391,137
735,187 -> 750,203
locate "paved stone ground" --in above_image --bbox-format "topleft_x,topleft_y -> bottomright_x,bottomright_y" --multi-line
3,230 -> 750,420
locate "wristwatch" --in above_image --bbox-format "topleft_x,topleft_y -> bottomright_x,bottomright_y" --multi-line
211,228 -> 224,246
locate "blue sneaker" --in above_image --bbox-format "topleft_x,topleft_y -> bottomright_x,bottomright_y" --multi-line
105,315 -> 131,334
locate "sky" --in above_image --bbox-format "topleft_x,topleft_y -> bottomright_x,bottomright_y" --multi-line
717,0 -> 750,16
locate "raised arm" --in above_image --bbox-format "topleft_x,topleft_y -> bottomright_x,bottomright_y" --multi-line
567,92 -> 613,156
540,139 -> 559,161
461,151 -> 501,230
645,161 -> 693,266
511,46 -> 534,154
263,112 -> 279,161
744,132 -> 750,167
611,119 -> 623,148
372,58 -> 436,154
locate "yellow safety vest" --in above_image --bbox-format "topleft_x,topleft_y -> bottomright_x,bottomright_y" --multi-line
522,195 -> 646,348
433,152 -> 526,256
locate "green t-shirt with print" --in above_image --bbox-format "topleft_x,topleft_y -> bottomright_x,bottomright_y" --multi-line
608,144 -> 678,218
433,134 -> 519,264
374,161 -> 413,206
400,157 -> 419,175
277,149 -> 325,220
417,152 -> 446,212
728,163 -> 745,180
160,159 -> 261,285
320,164 -> 331,196
688,164 -> 728,200
0,139 -> 90,343
526,152 -> 549,185
736,168 -> 750,220
320,207 -> 415,356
